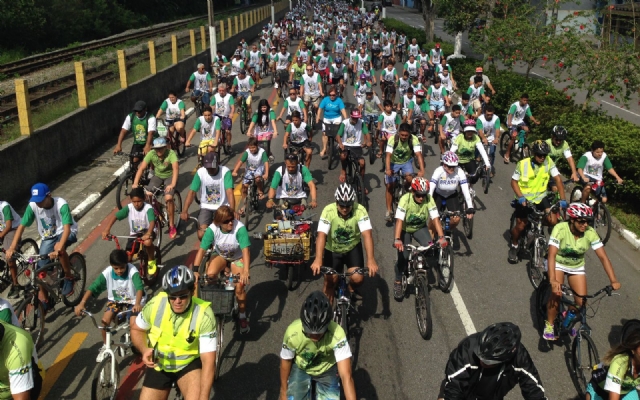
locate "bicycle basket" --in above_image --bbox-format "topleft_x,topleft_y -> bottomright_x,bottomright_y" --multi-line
264,234 -> 310,261
198,285 -> 235,315
325,124 -> 340,138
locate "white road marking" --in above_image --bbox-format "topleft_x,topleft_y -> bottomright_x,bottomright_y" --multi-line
601,100 -> 640,117
451,282 -> 477,335
71,193 -> 101,220
530,71 -> 549,80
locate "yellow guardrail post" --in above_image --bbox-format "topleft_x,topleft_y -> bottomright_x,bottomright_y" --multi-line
149,41 -> 157,74
240,12 -> 244,31
117,50 -> 128,89
15,79 -> 32,136
234,15 -> 239,35
74,62 -> 88,108
171,35 -> 178,64
220,20 -> 225,42
228,18 -> 232,38
190,30 -> 196,56
200,26 -> 206,50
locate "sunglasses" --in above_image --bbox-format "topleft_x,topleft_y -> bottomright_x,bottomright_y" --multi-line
168,294 -> 190,301
329,93 -> 337,96
306,69 -> 313,71
575,219 -> 590,225
337,202 -> 354,208
222,219 -> 234,224
414,193 -> 427,198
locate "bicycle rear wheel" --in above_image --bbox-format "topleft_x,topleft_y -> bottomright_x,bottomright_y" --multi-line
414,275 -> 432,340
173,130 -> 185,157
16,294 -> 45,351
327,137 -> 337,170
593,203 -> 611,245
482,168 -> 491,194
240,108 -> 248,135
115,174 -> 133,210
91,353 -> 120,400
438,245 -> 454,293
526,237 -> 546,290
571,330 -> 600,397
214,315 -> 224,380
222,131 -> 232,155
17,239 -> 39,286
499,132 -> 511,158
243,186 -> 254,229
63,253 -> 87,307
352,173 -> 368,210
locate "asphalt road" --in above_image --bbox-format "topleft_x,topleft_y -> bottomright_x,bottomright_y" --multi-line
11,7 -> 640,400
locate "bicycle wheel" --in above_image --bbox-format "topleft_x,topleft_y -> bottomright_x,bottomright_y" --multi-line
526,237 -> 546,290
62,253 -> 87,307
571,330 -> 600,396
195,100 -> 203,118
570,185 -> 583,203
521,144 -> 530,160
621,319 -> 640,342
327,137 -> 337,170
352,173 -> 368,210
499,132 -> 511,157
91,353 -> 120,400
369,138 -> 377,165
223,131 -> 232,155
169,191 -> 183,230
16,239 -> 39,286
214,315 -> 224,380
240,108 -> 248,135
593,203 -> 611,245
414,275 -> 433,340
438,245 -> 454,293
115,174 -> 133,210
153,223 -> 163,251
462,201 -> 474,240
16,294 -> 45,351
338,302 -> 349,339
140,246 -> 161,287
174,130 -> 185,157
482,168 -> 491,194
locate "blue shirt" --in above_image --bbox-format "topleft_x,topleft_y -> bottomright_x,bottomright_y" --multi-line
319,96 -> 345,119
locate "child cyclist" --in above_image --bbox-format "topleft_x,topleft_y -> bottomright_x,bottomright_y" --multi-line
102,187 -> 158,275
231,137 -> 270,214
74,249 -> 145,359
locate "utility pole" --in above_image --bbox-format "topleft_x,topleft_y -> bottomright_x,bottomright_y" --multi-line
271,0 -> 275,24
207,0 -> 217,62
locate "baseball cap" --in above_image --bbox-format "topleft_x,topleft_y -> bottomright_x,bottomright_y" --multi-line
30,183 -> 50,203
202,152 -> 218,168
152,137 -> 167,148
133,100 -> 147,112
476,67 -> 483,73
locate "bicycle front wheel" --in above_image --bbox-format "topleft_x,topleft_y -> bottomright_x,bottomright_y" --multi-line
414,275 -> 433,340
338,302 -> 349,339
621,319 -> 640,342
569,185 -> 583,203
63,253 -> 87,307
462,200 -> 474,240
168,191 -> 183,231
526,237 -> 546,290
438,245 -> 454,293
593,203 -> 611,245
214,315 -> 224,380
91,353 -> 120,400
243,186 -> 253,228
115,174 -> 133,210
174,130 -> 185,157
17,239 -> 39,286
483,168 -> 491,194
240,109 -> 248,135
327,137 -> 337,170
571,330 -> 600,397
352,173 -> 368,210
16,294 -> 45,351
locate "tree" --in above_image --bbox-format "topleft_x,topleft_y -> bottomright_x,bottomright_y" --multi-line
418,0 -> 435,43
434,0 -> 486,57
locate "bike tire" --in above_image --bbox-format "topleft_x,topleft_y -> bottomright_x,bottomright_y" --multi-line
223,131 -> 232,155
16,294 -> 45,351
170,191 -> 183,230
16,239 -> 39,286
593,203 -> 612,245
438,245 -> 454,293
214,315 -> 224,380
500,131 -> 511,157
240,109 -> 247,135
352,173 -> 368,209
369,138 -> 377,165
141,246 -> 161,287
621,319 -> 640,342
91,353 -> 120,400
63,253 -> 87,307
571,330 -> 600,397
153,222 -> 163,251
462,202 -> 474,240
526,237 -> 546,290
570,185 -> 583,203
327,137 -> 337,170
414,275 -> 433,340
287,265 -> 295,290
174,131 -> 185,157
243,186 -> 253,229
483,168 -> 491,194
115,174 -> 133,210
339,302 -> 349,339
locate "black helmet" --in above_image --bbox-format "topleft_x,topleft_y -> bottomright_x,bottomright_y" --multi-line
475,322 -> 521,364
552,125 -> 568,140
531,140 -> 550,156
300,291 -> 332,335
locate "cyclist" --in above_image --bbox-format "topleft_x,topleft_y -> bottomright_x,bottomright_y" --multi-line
0,320 -> 42,400
586,331 -> 640,400
333,35 -> 346,58
417,48 -> 430,84
132,265 -> 216,398
428,43 -> 443,70
360,88 -> 383,126
467,76 -> 487,118
450,124 -> 491,186
310,184 -> 379,303
211,49 -> 229,77
376,99 -> 402,161
381,38 -> 394,67
403,53 -> 419,82
288,57 -> 307,92
408,38 -> 420,58
156,91 -> 186,145
438,104 -> 464,156
280,291 -> 356,400
469,66 -> 496,96
210,83 -> 235,150
504,93 -> 540,163
274,45 -> 292,90
133,138 -> 179,239
397,70 -> 411,103
392,177 -> 446,300
6,183 -> 78,303
185,106 -> 220,156
259,39 -> 269,70
353,48 -> 371,79
247,99 -> 278,163
230,51 -> 245,80
0,200 -> 22,298
508,140 -> 567,264
329,57 -> 347,97
546,126 -> 579,189
247,45 -> 262,83
114,100 -> 157,161
476,104 -> 501,173
268,46 -> 279,76
576,140 -> 624,204
437,63 -> 456,102
380,60 -> 398,102
193,205 -> 251,334
102,187 -> 158,273
231,69 -> 255,117
278,87 -> 307,128
385,123 -> 424,222
337,109 -> 370,187
354,73 -> 372,108
300,63 -> 324,116
543,202 -> 621,340
283,111 -> 313,168
317,86 -> 347,159
438,322 -> 547,400
314,47 -> 332,85
185,63 -> 213,109
427,78 -> 450,135
409,89 -> 429,138
266,153 -> 318,210
371,33 -> 382,68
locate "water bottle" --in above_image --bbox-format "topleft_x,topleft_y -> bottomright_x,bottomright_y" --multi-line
562,309 -> 577,328
225,276 -> 235,291
445,217 -> 450,231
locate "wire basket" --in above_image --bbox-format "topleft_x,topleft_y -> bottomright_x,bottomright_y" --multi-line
263,235 -> 311,261
198,285 -> 235,315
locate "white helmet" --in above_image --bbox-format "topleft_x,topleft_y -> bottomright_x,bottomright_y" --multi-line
334,183 -> 356,204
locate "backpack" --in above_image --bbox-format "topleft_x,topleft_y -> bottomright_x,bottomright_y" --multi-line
392,134 -> 417,159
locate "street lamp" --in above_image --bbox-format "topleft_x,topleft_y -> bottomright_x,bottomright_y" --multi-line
207,0 -> 217,62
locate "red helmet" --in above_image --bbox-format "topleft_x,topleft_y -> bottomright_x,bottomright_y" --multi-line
435,43 -> 441,48
415,89 -> 426,97
566,203 -> 594,220
350,109 -> 361,118
411,177 -> 429,195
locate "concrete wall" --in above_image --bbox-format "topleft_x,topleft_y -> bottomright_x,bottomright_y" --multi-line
0,7 -> 288,206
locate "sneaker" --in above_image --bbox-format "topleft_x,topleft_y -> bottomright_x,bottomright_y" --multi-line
61,277 -> 74,296
393,280 -> 403,301
239,317 -> 250,334
274,82 -> 279,89
169,225 -> 177,239
96,344 -> 108,362
507,245 -> 519,264
7,285 -> 22,299
147,260 -> 157,276
542,321 -> 556,341
385,211 -> 393,222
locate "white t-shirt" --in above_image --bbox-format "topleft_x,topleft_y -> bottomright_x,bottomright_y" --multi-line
196,166 -> 231,211
429,166 -> 474,208
212,93 -> 233,118
0,201 -> 20,233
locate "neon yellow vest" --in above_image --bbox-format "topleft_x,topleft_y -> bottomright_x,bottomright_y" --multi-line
147,292 -> 210,372
517,157 -> 551,203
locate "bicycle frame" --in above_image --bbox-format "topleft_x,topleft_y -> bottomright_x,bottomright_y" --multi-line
83,310 -> 133,371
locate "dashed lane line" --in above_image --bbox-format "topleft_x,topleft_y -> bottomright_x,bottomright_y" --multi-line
38,332 -> 88,400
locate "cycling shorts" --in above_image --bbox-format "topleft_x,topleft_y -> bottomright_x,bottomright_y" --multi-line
143,357 -> 203,390
322,242 -> 364,273
513,197 -> 551,220
331,77 -> 343,84
434,192 -> 461,213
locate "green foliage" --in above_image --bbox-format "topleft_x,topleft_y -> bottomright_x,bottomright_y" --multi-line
434,0 -> 486,35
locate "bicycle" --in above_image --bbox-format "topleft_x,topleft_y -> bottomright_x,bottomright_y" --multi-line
402,243 -> 440,339
459,165 -> 485,239
277,71 -> 289,99
158,119 -> 185,158
0,238 -> 39,292
536,283 -> 616,397
325,123 -> 341,170
569,180 -> 613,245
103,234 -> 161,286
306,102 -> 316,132
115,151 -> 151,210
396,44 -> 406,64
320,266 -> 369,339
193,91 -> 206,118
437,210 -> 459,293
500,126 -> 529,163
343,147 -> 368,209
390,170 -> 409,218
148,185 -> 182,243
621,319 -> 640,342
215,115 -> 233,157
13,281 -> 45,351
364,115 -> 379,167
237,94 -> 250,135
240,176 -> 265,229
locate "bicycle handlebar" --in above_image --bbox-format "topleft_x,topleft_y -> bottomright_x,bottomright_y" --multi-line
560,284 -> 615,299
405,243 -> 438,252
81,309 -> 132,331
320,266 -> 369,276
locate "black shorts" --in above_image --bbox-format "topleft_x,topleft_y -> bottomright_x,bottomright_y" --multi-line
331,77 -> 343,84
513,197 -> 551,220
342,146 -> 363,160
290,140 -> 312,149
131,144 -> 145,156
322,243 -> 364,273
433,192 -> 460,213
143,357 -> 203,390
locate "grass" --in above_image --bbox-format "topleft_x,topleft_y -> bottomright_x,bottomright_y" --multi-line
609,204 -> 640,238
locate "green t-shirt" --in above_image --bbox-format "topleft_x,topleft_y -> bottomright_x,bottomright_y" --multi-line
317,203 -> 372,253
549,222 -> 603,269
143,149 -> 178,179
453,134 -> 481,164
545,138 -> 571,163
281,319 -> 350,376
599,354 -> 640,395
0,320 -> 35,400
291,63 -> 306,81
386,134 -> 421,164
396,193 -> 437,233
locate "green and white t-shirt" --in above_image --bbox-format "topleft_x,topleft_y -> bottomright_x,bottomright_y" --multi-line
115,203 -> 155,236
0,201 -> 20,233
577,151 -> 613,181
428,85 -> 447,102
386,135 -> 421,164
270,165 -> 313,199
380,67 -> 397,82
404,60 -> 419,77
143,149 -> 177,179
194,116 -> 221,142
467,85 -> 485,102
508,101 -> 532,125
378,112 -> 401,135
317,203 -> 372,253
191,166 -> 234,211
233,75 -> 255,93
276,52 -> 291,70
0,299 -> 19,326
22,197 -> 78,240
241,148 -> 268,170
286,122 -> 311,144
549,222 -> 603,270
210,93 -> 235,118
230,59 -> 245,75
122,113 -> 158,145
477,115 -> 501,142
189,70 -> 212,92
440,113 -> 464,137
301,73 -> 322,96
0,321 -> 36,400
411,100 -> 430,118
283,97 -> 305,116
395,193 -> 438,233
200,220 -> 250,261
87,264 -> 145,304
338,119 -> 369,147
451,134 -> 482,164
160,98 -> 185,120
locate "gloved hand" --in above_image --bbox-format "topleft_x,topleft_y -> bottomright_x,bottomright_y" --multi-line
518,196 -> 527,206
559,200 -> 568,209
437,236 -> 448,248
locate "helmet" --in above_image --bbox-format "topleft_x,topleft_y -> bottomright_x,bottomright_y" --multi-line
238,69 -> 246,75
350,109 -> 362,119
475,322 -> 521,365
566,202 -> 594,220
364,61 -> 371,67
338,35 -> 343,40
411,177 -> 429,195
464,125 -> 477,133
300,291 -> 332,335
435,43 -> 441,48
360,73 -> 367,80
442,151 -> 459,167
335,183 -> 357,204
415,89 -> 426,97
463,118 -> 476,127
162,265 -> 195,295
335,57 -> 343,63
552,125 -> 568,140
531,140 -> 551,156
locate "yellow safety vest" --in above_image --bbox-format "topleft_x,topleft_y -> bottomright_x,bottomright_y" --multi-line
147,293 -> 210,372
517,157 -> 551,203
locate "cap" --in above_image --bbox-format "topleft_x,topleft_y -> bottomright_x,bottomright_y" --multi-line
133,100 -> 146,111
152,137 -> 167,148
435,43 -> 440,48
239,69 -> 246,75
476,67 -> 483,73
30,183 -> 50,203
464,125 -> 477,132
202,152 -> 218,168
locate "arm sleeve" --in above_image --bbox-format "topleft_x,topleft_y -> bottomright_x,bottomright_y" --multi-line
515,345 -> 548,400
525,107 -> 532,117
194,119 -> 202,131
241,151 -> 249,162
442,342 -> 471,399
475,141 -> 490,167
190,173 -> 202,192
0,309 -> 13,323
132,272 -> 145,292
301,166 -> 313,183
198,306 -> 217,353
200,227 -> 215,250
224,171 -> 234,190
317,207 -> 332,235
21,205 -> 34,226
458,170 -> 474,209
603,156 -> 613,170
236,226 -> 251,249
576,155 -> 587,170
146,208 -> 155,222
2,205 -> 13,222
160,100 -> 168,111
270,170 -> 282,189
59,203 -> 74,225
87,273 -> 108,297
508,104 -> 517,115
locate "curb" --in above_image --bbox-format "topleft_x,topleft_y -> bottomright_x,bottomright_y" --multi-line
611,220 -> 640,250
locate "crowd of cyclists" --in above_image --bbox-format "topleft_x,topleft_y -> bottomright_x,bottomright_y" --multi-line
0,0 -> 637,399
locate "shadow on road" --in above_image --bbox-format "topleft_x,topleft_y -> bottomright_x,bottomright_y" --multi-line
213,353 -> 281,400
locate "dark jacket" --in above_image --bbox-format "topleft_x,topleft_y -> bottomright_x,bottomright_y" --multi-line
439,332 -> 548,400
